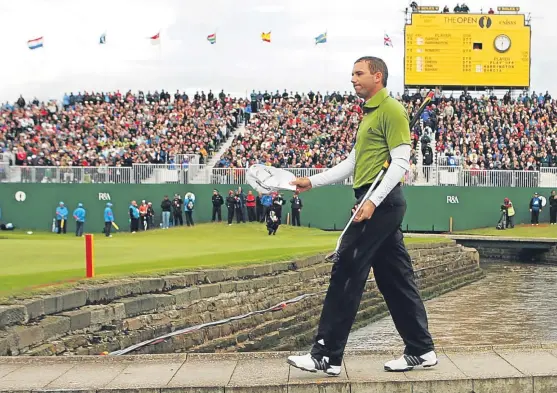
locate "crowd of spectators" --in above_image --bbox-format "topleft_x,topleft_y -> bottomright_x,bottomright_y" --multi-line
219,88 -> 557,174
217,91 -> 363,170
2,87 -> 556,175
406,89 -> 557,172
0,89 -> 242,169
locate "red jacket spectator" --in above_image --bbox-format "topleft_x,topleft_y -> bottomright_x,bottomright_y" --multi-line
246,193 -> 256,207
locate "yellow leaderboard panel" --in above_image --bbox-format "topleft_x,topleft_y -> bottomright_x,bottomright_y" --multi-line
404,13 -> 531,88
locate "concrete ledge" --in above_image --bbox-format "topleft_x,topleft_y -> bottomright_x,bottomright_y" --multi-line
0,345 -> 556,392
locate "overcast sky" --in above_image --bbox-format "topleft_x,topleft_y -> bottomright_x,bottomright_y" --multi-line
0,0 -> 554,103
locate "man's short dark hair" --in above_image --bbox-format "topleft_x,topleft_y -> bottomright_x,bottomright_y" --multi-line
355,56 -> 388,87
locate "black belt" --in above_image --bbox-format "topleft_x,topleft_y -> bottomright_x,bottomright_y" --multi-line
354,181 -> 401,201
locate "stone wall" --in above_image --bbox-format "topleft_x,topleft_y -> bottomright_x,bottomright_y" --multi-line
0,241 -> 482,357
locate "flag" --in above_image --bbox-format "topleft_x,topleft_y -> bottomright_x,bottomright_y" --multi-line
261,32 -> 271,43
150,32 -> 160,45
27,37 -> 44,50
99,33 -> 106,44
384,33 -> 393,47
315,32 -> 327,45
207,33 -> 216,44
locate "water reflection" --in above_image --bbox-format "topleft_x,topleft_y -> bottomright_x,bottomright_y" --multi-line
346,263 -> 557,349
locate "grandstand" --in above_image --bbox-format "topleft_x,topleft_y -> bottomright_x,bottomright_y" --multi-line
1,86 -> 556,189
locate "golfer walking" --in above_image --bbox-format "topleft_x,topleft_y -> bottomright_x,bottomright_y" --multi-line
287,57 -> 437,376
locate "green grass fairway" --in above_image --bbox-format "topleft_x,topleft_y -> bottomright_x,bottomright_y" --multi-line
453,224 -> 557,238
0,224 -> 448,299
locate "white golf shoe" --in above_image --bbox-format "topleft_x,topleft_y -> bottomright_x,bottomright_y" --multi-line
384,350 -> 438,372
287,353 -> 341,376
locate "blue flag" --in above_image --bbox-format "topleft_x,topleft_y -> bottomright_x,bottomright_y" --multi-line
315,32 -> 327,45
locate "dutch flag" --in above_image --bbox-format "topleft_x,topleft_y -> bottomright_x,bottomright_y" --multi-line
27,37 -> 44,50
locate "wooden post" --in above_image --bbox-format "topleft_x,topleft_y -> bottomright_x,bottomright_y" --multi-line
85,234 -> 95,278
449,217 -> 453,233
287,213 -> 290,225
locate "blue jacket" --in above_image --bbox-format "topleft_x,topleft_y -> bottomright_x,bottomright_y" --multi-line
530,197 -> 542,211
184,197 -> 195,212
104,207 -> 114,222
56,206 -> 68,220
261,195 -> 272,207
129,205 -> 140,219
73,207 -> 86,222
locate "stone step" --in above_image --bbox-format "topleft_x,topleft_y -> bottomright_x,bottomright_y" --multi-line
2,346 -> 557,392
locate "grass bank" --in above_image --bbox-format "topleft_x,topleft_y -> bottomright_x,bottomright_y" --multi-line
0,223 -> 448,298
453,223 -> 557,238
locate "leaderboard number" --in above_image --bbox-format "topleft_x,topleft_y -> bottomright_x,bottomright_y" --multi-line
406,55 -> 414,72
462,56 -> 472,72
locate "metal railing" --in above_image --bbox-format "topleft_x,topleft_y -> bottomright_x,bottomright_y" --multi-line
187,165 -> 353,186
0,162 -> 9,182
0,152 -> 13,163
436,156 -> 465,166
2,163 -> 557,188
428,166 -> 555,188
1,165 -> 135,184
538,167 -> 557,188
132,163 -> 189,184
175,154 -> 199,165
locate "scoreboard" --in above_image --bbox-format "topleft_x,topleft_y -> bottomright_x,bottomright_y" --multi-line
404,13 -> 531,89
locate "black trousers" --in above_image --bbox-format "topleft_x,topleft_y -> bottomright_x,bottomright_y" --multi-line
185,211 -> 194,226
212,206 -> 222,222
236,207 -> 245,223
104,222 -> 112,237
227,207 -> 235,224
262,206 -> 271,222
130,218 -> 139,232
75,221 -> 84,237
174,212 -> 183,226
257,206 -> 264,222
531,209 -> 540,224
310,185 -> 434,366
247,206 -> 256,222
291,209 -> 301,226
550,207 -> 557,224
56,219 -> 67,234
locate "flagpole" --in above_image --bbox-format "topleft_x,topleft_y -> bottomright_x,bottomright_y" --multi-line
158,29 -> 162,59
29,37 -> 46,101
214,27 -> 218,93
325,1 -> 329,96
102,30 -> 107,90
325,29 -> 329,94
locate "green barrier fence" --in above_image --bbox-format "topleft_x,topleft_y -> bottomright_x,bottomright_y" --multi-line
0,184 -> 554,233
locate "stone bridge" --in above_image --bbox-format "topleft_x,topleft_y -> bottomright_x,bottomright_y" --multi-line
408,234 -> 557,264
1,345 -> 557,392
